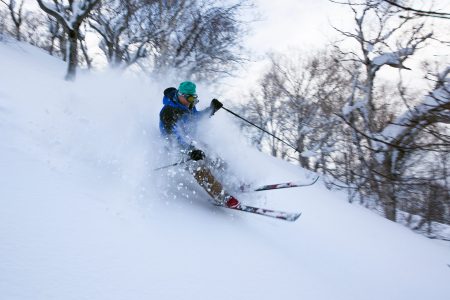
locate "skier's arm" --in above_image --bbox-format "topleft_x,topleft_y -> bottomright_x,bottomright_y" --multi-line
171,124 -> 204,160
160,106 -> 191,149
196,98 -> 223,118
172,124 -> 192,150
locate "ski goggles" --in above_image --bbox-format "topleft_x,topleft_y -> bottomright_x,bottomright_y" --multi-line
183,94 -> 199,105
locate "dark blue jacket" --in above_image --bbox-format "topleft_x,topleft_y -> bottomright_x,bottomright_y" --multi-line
159,87 -> 209,149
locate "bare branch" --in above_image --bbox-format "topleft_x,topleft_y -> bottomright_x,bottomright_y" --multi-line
383,0 -> 450,19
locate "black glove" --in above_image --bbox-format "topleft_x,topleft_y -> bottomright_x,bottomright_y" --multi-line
210,98 -> 223,115
189,148 -> 206,161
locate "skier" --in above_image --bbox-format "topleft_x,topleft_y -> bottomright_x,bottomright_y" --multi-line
159,81 -> 239,208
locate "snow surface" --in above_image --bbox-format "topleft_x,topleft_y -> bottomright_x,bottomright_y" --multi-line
1,40 -> 450,300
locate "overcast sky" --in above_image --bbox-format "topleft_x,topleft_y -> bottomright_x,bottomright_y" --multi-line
245,0 -> 349,53
219,0 -> 352,101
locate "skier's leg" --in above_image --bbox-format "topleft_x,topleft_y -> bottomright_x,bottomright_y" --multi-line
192,165 -> 225,202
189,162 -> 239,208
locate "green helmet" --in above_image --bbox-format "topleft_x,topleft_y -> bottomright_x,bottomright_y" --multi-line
178,81 -> 196,95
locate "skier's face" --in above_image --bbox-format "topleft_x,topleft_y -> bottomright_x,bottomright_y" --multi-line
179,94 -> 198,109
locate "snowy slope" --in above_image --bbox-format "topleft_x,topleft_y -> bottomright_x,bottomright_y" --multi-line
1,40 -> 450,300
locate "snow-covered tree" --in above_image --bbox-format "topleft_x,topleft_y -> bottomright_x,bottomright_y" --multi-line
87,0 -> 249,79
36,0 -> 100,80
88,0 -> 151,69
332,0 -> 449,223
376,68 -> 450,220
242,0 -> 449,233
1,0 -> 25,41
144,0 -> 250,81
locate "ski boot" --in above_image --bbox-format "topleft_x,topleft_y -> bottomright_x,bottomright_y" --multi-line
224,195 -> 240,208
211,194 -> 240,208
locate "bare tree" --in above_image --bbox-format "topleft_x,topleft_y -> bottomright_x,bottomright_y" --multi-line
1,0 -> 25,40
240,49 -> 351,168
36,0 -> 100,80
46,15 -> 66,59
20,9 -> 51,48
151,0 -> 250,81
0,2 -> 61,54
240,68 -> 290,157
89,0 -> 150,69
87,0 -> 250,79
0,8 -> 8,39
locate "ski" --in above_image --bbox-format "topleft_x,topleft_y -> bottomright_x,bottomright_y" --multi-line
241,176 -> 319,193
216,202 -> 301,222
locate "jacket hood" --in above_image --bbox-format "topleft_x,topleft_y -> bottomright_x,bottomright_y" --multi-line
162,87 -> 178,105
162,87 -> 186,111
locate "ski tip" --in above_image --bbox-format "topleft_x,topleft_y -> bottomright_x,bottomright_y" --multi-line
280,212 -> 301,222
289,213 -> 302,222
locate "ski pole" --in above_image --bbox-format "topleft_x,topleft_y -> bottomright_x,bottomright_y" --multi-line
153,158 -> 192,171
221,107 -> 301,154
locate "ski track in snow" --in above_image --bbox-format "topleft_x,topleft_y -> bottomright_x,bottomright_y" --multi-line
1,41 -> 450,300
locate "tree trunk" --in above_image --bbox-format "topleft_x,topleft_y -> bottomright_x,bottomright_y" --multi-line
380,156 -> 398,221
65,29 -> 78,81
15,25 -> 21,41
382,186 -> 397,221
297,138 -> 309,169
